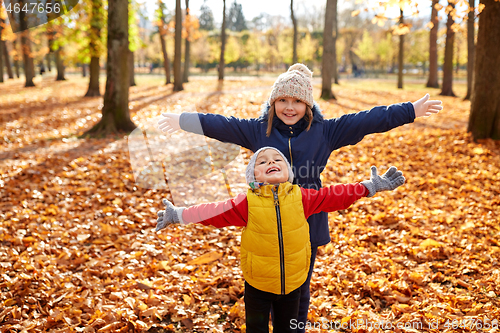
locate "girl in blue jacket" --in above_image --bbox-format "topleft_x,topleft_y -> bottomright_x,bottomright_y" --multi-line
157,63 -> 442,331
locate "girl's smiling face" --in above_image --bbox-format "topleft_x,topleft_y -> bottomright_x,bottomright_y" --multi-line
274,97 -> 307,125
253,149 -> 289,184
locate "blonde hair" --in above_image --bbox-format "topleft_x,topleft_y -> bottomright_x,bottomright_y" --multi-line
266,104 -> 314,137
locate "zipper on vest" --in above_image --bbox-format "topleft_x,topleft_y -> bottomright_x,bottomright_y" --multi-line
288,137 -> 293,170
272,186 -> 286,295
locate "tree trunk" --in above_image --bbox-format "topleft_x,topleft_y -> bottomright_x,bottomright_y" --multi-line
468,0 -> 500,140
291,0 -> 297,64
46,53 -> 52,72
82,63 -> 87,77
85,0 -> 103,97
218,0 -> 227,81
183,38 -> 190,83
84,0 -> 136,136
173,0 -> 184,91
55,48 -> 66,81
21,33 -> 35,87
464,0 -> 475,100
440,2 -> 456,96
18,5 -> 35,86
47,28 -> 55,74
0,17 -> 5,82
320,0 -> 336,100
426,0 -> 440,88
160,33 -> 171,84
85,57 -> 101,96
183,0 -> 191,83
332,0 -> 339,84
158,1 -> 171,85
0,36 -> 4,84
3,41 -> 14,79
397,9 -> 404,89
129,50 -> 136,86
13,40 -> 20,78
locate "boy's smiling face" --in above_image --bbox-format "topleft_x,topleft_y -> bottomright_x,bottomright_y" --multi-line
253,149 -> 289,185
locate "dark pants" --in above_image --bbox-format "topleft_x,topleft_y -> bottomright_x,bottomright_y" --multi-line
245,281 -> 301,333
297,246 -> 318,333
268,246 -> 318,333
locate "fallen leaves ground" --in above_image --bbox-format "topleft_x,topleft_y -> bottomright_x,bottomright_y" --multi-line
1,74 -> 500,332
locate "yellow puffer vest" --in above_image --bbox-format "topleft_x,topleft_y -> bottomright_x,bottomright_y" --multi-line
241,182 -> 311,295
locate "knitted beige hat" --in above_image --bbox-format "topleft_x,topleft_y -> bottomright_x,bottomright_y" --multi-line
268,63 -> 314,108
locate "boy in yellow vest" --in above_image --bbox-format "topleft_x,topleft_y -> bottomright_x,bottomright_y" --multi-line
156,147 -> 405,333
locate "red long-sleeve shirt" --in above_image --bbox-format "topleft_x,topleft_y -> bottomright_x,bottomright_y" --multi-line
182,183 -> 369,227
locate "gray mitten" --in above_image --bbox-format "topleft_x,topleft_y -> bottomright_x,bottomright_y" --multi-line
361,166 -> 405,197
156,199 -> 186,231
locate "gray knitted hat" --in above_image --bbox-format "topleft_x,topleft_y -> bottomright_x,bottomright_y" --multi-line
245,147 -> 294,184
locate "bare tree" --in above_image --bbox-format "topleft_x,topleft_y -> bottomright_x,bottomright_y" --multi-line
85,0 -> 136,136
464,0 -> 475,100
320,0 -> 336,100
291,0 -> 298,64
468,0 -> 500,139
218,0 -> 227,81
173,0 -> 184,91
440,2 -> 456,96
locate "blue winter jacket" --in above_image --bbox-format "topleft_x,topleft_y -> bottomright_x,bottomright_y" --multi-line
179,101 -> 415,247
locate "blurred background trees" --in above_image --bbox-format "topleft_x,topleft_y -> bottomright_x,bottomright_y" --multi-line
1,0 -> 498,139
0,0 -> 480,84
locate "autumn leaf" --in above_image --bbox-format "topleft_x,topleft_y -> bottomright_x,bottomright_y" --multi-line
420,239 -> 443,248
187,252 -> 223,265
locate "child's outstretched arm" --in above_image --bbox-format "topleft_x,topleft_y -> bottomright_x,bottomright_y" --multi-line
156,199 -> 185,231
325,95 -> 442,150
157,114 -> 181,134
158,112 -> 258,151
156,193 -> 249,231
301,166 -> 405,217
360,166 -> 405,197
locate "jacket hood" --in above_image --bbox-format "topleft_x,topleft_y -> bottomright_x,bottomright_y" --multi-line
258,101 -> 324,123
